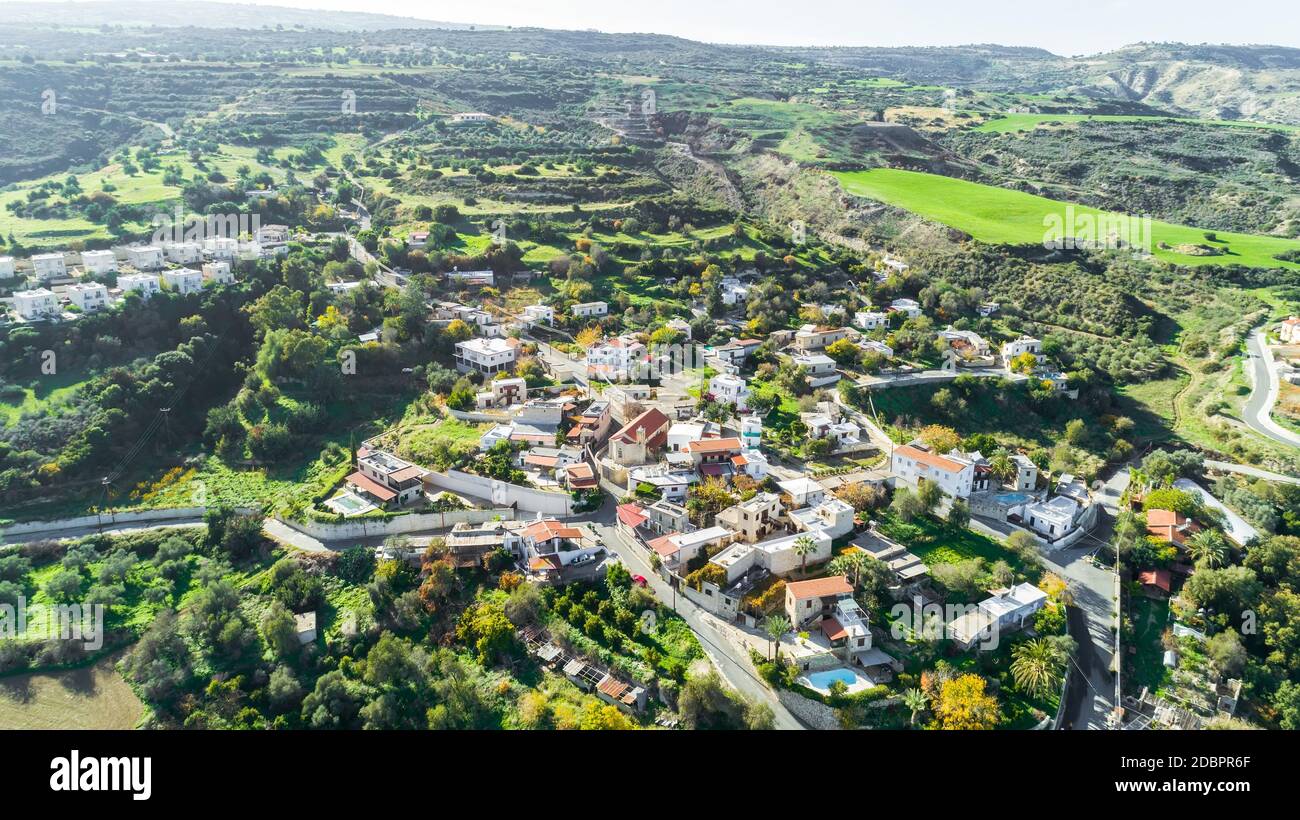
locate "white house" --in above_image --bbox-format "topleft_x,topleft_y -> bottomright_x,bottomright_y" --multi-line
451,112 -> 495,123
711,529 -> 833,582
789,497 -> 856,540
740,415 -> 762,452
164,242 -> 203,264
889,298 -> 922,318
162,267 -> 204,295
0,257 -> 14,279
585,335 -> 647,382
117,272 -> 161,299
572,301 -> 608,318
947,583 -> 1048,649
776,476 -> 827,509
1001,336 -> 1042,363
854,310 -> 889,331
13,288 -> 59,320
125,246 -> 165,271
1023,495 -> 1081,539
80,250 -> 117,275
202,261 -> 234,284
66,282 -> 109,312
791,352 -> 840,387
31,252 -> 67,281
721,277 -> 749,306
454,337 -> 516,375
204,237 -> 239,260
521,303 -> 554,326
707,373 -> 750,411
890,444 -> 974,498
1280,317 -> 1300,344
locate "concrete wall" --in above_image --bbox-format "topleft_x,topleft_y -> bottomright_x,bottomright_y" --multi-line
1,506 -> 257,541
281,508 -> 515,541
423,468 -> 574,515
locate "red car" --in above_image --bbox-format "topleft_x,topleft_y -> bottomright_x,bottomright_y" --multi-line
632,575 -> 648,587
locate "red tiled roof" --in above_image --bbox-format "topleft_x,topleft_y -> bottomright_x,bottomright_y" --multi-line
522,519 -> 583,541
612,407 -> 670,445
523,454 -> 559,468
1138,569 -> 1172,592
894,444 -> 967,475
785,575 -> 852,600
616,503 -> 649,528
687,437 -> 742,454
647,534 -> 680,557
820,617 -> 847,641
566,462 -> 595,480
730,454 -> 748,467
345,471 -> 397,502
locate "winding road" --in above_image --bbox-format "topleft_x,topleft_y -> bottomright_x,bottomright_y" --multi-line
1243,328 -> 1300,449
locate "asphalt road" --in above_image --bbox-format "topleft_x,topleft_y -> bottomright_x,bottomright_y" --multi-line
1243,329 -> 1300,449
584,497 -> 805,729
1046,465 -> 1128,730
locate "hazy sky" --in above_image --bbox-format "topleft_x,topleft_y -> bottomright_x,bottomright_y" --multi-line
201,0 -> 1296,54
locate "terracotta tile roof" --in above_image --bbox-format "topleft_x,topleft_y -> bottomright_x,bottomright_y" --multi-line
785,575 -> 852,600
612,407 -> 670,445
345,471 -> 397,502
1138,569 -> 1172,592
1145,509 -> 1200,545
522,519 -> 583,541
686,437 -> 742,454
567,462 -> 594,478
820,617 -> 847,641
647,534 -> 680,557
894,444 -> 967,474
523,454 -> 559,468
616,503 -> 649,528
730,453 -> 749,467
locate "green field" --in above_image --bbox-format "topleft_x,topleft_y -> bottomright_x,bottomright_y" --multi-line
973,112 -> 1300,134
831,168 -> 1300,270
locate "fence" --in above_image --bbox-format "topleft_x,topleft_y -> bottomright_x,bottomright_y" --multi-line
422,468 -> 575,515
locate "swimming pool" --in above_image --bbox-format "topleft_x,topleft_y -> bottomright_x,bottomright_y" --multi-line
995,492 -> 1031,505
805,668 -> 858,689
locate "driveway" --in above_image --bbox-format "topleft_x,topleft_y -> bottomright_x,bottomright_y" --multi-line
1243,328 -> 1300,449
1173,477 -> 1259,545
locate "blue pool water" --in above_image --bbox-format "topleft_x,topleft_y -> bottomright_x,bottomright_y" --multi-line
995,492 -> 1031,505
805,668 -> 858,689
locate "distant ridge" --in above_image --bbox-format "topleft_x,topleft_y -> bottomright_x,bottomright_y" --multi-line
2,1 -> 497,32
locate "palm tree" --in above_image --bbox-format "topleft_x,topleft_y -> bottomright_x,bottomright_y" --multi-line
827,552 -> 869,589
902,687 -> 929,727
1010,637 -> 1067,699
763,614 -> 791,661
792,535 -> 817,577
1186,529 -> 1229,568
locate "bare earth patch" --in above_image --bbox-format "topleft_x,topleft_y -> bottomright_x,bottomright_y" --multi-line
0,652 -> 143,730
